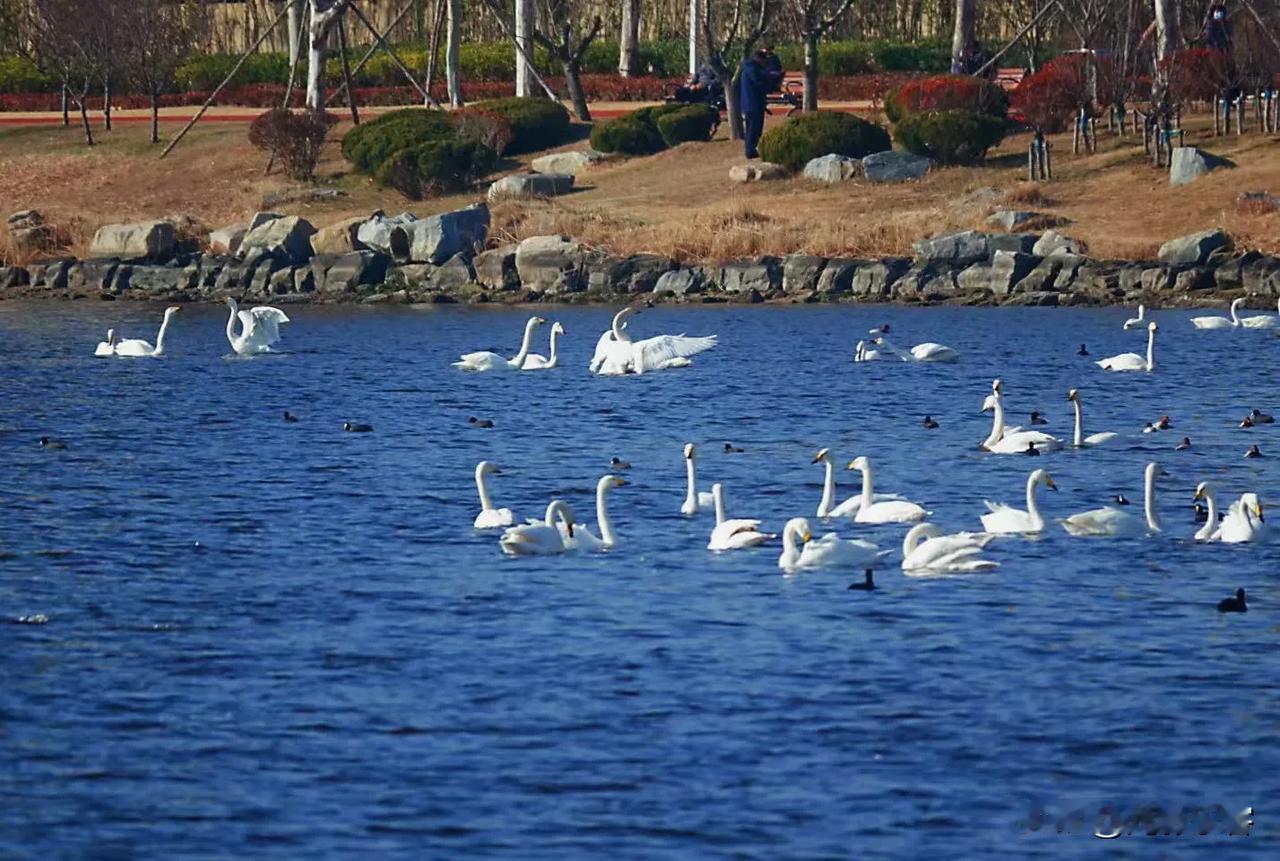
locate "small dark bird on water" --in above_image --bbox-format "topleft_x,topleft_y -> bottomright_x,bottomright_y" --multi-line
1029,411 -> 1048,426
1217,588 -> 1248,613
847,570 -> 876,591
922,415 -> 940,429
39,437 -> 66,450
724,443 -> 744,453
1175,437 -> 1192,451
1246,444 -> 1262,459
1077,344 -> 1089,357
469,416 -> 494,429
1240,416 -> 1255,429
610,457 -> 631,471
344,422 -> 374,433
1025,441 -> 1041,456
283,411 -> 299,423
1250,409 -> 1275,424
1114,494 -> 1131,506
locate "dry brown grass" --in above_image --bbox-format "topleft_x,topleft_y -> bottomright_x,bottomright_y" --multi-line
1002,184 -> 1056,207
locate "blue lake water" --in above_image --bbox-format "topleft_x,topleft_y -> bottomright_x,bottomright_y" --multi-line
1,300 -> 1277,858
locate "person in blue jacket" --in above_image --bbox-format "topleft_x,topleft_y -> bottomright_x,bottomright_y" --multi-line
740,49 -> 770,159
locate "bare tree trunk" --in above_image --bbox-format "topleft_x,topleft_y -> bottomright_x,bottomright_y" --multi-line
102,78 -> 111,131
619,0 -> 640,76
562,58 -> 591,120
514,0 -> 533,97
802,30 -> 818,112
724,70 -> 742,140
76,87 -> 94,146
306,1 -> 349,111
150,90 -> 160,144
950,0 -> 976,73
446,0 -> 463,106
1153,0 -> 1178,112
61,81 -> 69,127
287,0 -> 304,68
688,0 -> 702,76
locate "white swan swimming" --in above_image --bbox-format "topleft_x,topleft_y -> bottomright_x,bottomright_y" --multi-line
473,461 -> 515,529
455,316 -> 545,371
112,305 -> 181,357
900,523 -> 999,574
558,475 -> 627,551
499,500 -> 575,556
1061,462 -> 1166,537
93,328 -> 116,357
876,336 -> 959,363
1067,388 -> 1118,448
589,307 -> 717,375
1123,304 -> 1146,330
980,468 -> 1057,534
1218,492 -> 1265,544
521,321 -> 564,370
681,443 -> 716,515
812,448 -> 902,518
981,380 -> 1063,453
707,483 -> 773,551
853,340 -> 884,362
1096,321 -> 1157,372
1190,297 -> 1244,330
225,297 -> 290,355
1193,481 -> 1220,542
846,456 -> 929,523
778,517 -> 886,574
1240,299 -> 1280,329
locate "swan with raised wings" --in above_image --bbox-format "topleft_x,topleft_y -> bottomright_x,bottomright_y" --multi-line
1218,492 -> 1266,544
455,316 -> 545,371
680,443 -> 716,515
707,483 -> 773,551
1190,297 -> 1244,330
1067,388 -> 1118,448
901,524 -> 999,574
473,461 -> 515,529
557,475 -> 627,551
112,306 -> 181,357
225,297 -> 290,355
778,517 -> 887,574
499,500 -> 575,556
1240,299 -> 1280,329
1123,304 -> 1146,330
1061,462 -> 1166,537
521,321 -> 565,370
93,329 -> 116,357
1096,321 -> 1157,372
846,456 -> 929,523
980,469 -> 1057,534
1193,482 -> 1220,542
853,340 -> 884,362
589,307 -> 717,375
981,380 -> 1063,453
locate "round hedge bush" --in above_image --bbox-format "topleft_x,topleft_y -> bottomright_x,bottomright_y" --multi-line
655,104 -> 720,147
340,109 -> 454,174
884,75 -> 1009,124
590,116 -> 666,155
374,139 -> 497,200
892,110 -> 1006,166
757,111 -> 891,172
472,97 -> 572,154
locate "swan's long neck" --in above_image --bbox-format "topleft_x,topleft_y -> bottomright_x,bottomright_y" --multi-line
544,501 -> 566,528
780,522 -> 803,567
684,456 -> 698,511
1198,489 -> 1218,539
1230,302 -> 1242,326
983,395 -> 1006,449
225,302 -> 239,345
1145,327 -> 1156,370
858,462 -> 874,509
596,479 -> 617,546
1144,467 -> 1161,532
511,319 -> 539,366
611,309 -> 633,343
1072,399 -> 1084,448
902,524 -> 929,559
712,485 -> 726,526
818,459 -> 835,515
154,312 -> 175,356
475,466 -> 495,511
546,328 -> 560,368
1026,474 -> 1045,531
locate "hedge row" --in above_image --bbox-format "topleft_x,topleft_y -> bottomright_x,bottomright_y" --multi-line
589,103 -> 719,155
758,111 -> 891,171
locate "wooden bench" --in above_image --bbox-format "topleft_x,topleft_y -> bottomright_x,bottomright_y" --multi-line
995,67 -> 1028,92
766,72 -> 805,116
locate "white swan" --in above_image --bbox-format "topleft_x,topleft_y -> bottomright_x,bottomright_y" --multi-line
1067,388 -> 1118,448
901,523 -> 998,574
1240,299 -> 1280,329
455,316 -> 545,371
981,380 -> 1063,453
853,340 -> 884,362
680,443 -> 716,515
521,321 -> 564,369
1096,321 -> 1157,372
1061,462 -> 1166,537
846,456 -> 929,523
93,329 -> 116,357
589,307 -> 717,375
1218,492 -> 1265,544
112,305 -> 181,357
558,475 -> 626,551
778,517 -> 887,574
707,483 -> 773,551
225,297 -> 290,355
980,469 -> 1057,534
812,448 -> 902,518
1190,297 -> 1244,330
876,336 -> 959,363
473,461 -> 515,529
1193,481 -> 1220,542
1123,304 -> 1146,330
499,500 -> 575,556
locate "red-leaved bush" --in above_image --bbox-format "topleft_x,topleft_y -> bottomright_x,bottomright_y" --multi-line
884,74 -> 1008,123
1163,48 -> 1234,104
1013,55 -> 1093,133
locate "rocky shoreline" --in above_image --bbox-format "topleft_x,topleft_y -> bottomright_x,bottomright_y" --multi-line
2,204 -> 1275,308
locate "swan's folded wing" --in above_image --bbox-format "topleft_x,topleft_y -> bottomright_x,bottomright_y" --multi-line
982,500 -> 1012,515
633,334 -> 717,372
589,330 -> 615,372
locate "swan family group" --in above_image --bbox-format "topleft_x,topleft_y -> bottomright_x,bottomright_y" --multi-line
92,299 -> 291,357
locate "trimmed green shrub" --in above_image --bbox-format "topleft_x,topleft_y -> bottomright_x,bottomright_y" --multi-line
0,56 -> 55,93
893,110 -> 1006,165
340,108 -> 454,173
590,116 -> 665,155
870,40 -> 952,73
757,111 -> 891,172
655,104 -> 720,147
472,97 -> 572,154
176,52 -> 291,91
450,107 -> 514,157
375,139 -> 496,199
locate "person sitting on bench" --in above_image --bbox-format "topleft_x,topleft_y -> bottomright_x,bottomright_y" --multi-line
673,63 -> 723,106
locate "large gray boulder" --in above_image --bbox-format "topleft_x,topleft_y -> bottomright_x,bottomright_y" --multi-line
515,235 -> 592,294
588,254 -> 674,294
988,210 -> 1062,232
1170,147 -> 1233,186
311,216 -> 367,256
814,258 -> 859,295
90,220 -> 176,260
1032,229 -> 1086,257
7,210 -> 56,256
312,251 -> 388,294
802,154 -> 860,183
530,150 -> 609,175
653,268 -> 706,296
850,259 -> 910,297
958,251 -> 1039,297
207,224 -> 247,256
357,212 -> 415,256
1158,229 -> 1233,266
237,215 -> 316,263
716,258 -> 782,293
860,150 -> 931,183
913,230 -> 990,266
390,204 -> 489,265
783,255 -> 828,293
487,173 -> 575,202
473,245 -> 519,291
